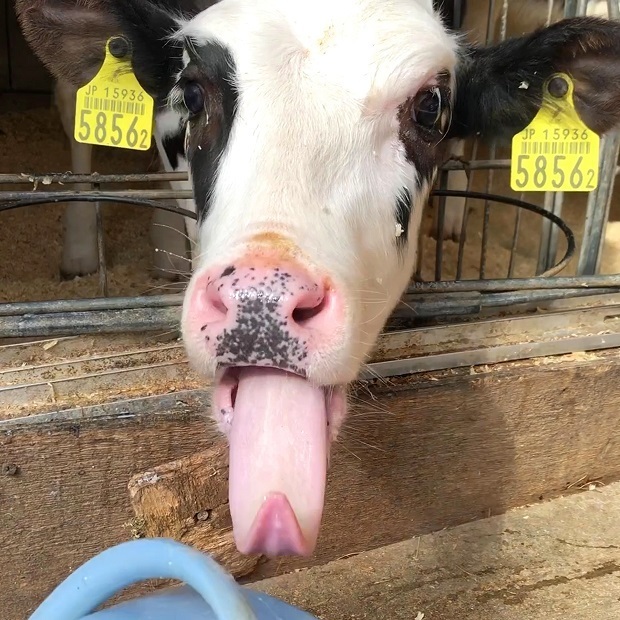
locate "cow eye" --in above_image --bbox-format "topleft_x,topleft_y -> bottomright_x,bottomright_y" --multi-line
412,86 -> 442,130
183,81 -> 205,116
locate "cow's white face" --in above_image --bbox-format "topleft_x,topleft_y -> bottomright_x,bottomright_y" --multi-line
180,0 -> 455,382
175,0 -> 456,557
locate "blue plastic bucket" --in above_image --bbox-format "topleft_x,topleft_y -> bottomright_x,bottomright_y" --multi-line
30,538 -> 317,620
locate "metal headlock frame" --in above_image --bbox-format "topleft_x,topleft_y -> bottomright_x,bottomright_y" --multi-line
1,168 -> 617,339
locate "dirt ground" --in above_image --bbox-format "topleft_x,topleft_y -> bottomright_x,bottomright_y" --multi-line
253,481 -> 620,619
2,92 -> 620,303
0,94 -> 166,302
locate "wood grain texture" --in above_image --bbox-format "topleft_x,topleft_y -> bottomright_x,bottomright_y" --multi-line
128,443 -> 260,578
0,394 -> 216,618
2,351 -> 620,619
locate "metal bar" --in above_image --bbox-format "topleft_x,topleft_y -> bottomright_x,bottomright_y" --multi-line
0,286 -> 616,319
577,131 -> 620,275
394,288 -> 619,319
0,172 -> 190,185
574,1 -> 620,273
400,288 -> 619,311
507,193 -> 524,278
4,161 -> 620,183
479,155 -> 495,279
93,182 -> 108,297
546,192 -> 565,273
0,194 -> 197,218
2,289 -> 617,339
537,192 -> 556,275
546,0 -> 555,23
0,189 -> 194,202
456,142 -> 478,280
434,169 -> 449,281
0,307 -> 181,338
358,332 -> 620,380
0,294 -> 183,316
410,274 -> 620,293
478,0 -> 502,280
564,0 -> 579,17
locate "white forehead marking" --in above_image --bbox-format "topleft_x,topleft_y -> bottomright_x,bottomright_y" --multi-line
177,0 -> 457,107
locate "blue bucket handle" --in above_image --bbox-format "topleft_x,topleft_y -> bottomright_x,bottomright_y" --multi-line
29,538 -> 257,620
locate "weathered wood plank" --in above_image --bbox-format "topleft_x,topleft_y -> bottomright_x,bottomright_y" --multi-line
127,349 -> 620,582
4,299 -> 620,417
253,482 -> 620,620
3,350 -> 620,619
0,393 -> 214,619
128,443 -> 260,578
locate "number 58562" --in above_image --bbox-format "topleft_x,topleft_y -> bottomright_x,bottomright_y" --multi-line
513,154 -> 595,191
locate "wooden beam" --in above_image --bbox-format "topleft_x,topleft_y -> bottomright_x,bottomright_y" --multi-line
3,349 -> 620,619
127,349 -> 620,582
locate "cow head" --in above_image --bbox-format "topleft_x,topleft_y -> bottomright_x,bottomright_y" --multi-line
16,0 -> 620,556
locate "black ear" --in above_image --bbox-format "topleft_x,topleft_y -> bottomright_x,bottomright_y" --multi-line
448,16 -> 620,141
15,0 -> 202,104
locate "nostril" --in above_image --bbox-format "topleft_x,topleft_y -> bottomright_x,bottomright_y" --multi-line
292,290 -> 327,328
203,282 -> 230,323
231,382 -> 238,409
212,295 -> 228,317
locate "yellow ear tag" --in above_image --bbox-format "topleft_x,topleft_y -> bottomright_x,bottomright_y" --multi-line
510,73 -> 599,192
74,36 -> 155,151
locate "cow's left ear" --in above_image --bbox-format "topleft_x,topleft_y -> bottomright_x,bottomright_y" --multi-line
448,16 -> 620,141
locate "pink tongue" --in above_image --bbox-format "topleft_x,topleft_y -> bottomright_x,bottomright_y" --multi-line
228,367 -> 328,557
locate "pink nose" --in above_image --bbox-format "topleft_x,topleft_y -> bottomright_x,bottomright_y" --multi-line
188,261 -> 339,374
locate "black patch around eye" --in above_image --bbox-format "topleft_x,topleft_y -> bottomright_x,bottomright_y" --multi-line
395,188 -> 412,248
413,88 -> 442,130
397,73 -> 450,219
185,41 -> 239,223
161,130 -> 186,170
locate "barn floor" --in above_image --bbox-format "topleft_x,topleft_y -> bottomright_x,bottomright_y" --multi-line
253,482 -> 620,619
2,93 -> 620,304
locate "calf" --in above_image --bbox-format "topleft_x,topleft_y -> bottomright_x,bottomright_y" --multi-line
17,0 -> 620,557
48,1 -> 218,279
436,0 -> 611,242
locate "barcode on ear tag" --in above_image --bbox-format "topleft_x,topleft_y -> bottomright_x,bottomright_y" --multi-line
510,73 -> 600,193
74,37 -> 154,151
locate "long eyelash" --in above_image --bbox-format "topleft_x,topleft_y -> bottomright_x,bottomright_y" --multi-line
168,82 -> 186,112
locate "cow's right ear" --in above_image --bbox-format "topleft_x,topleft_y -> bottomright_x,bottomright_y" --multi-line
448,16 -> 620,142
15,0 -> 190,102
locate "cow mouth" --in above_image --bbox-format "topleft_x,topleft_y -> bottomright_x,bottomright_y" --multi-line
213,365 -> 344,557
